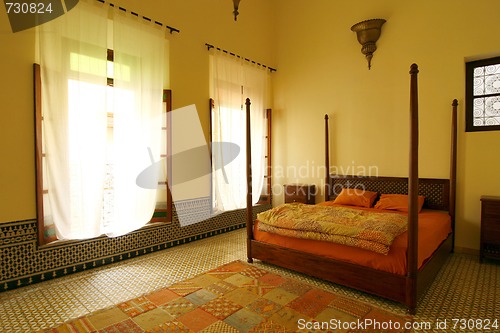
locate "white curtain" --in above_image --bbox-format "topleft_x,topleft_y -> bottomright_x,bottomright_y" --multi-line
244,64 -> 268,207
107,10 -> 164,237
40,0 -> 108,240
210,51 -> 269,212
39,0 -> 164,240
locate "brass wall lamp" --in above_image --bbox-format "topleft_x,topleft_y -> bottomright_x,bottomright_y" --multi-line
351,19 -> 386,70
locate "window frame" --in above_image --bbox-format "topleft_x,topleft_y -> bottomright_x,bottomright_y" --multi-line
150,89 -> 173,223
209,98 -> 272,206
259,108 -> 272,205
465,56 -> 500,132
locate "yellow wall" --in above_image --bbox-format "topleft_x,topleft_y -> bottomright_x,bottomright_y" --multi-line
1,0 -> 499,252
271,0 -> 500,252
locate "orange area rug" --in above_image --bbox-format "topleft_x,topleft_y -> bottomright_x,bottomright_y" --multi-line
37,260 -> 410,332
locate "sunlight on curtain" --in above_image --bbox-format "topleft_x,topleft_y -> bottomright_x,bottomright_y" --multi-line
39,0 -> 164,240
107,9 -> 164,237
210,51 -> 269,212
40,0 -> 108,240
244,65 -> 268,207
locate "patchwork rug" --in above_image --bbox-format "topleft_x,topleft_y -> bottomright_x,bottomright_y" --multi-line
37,260 -> 410,332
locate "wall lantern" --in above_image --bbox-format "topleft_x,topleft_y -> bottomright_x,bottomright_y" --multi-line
233,0 -> 241,21
351,19 -> 386,70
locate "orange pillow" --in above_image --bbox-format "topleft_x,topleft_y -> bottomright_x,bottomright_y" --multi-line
332,188 -> 378,208
374,194 -> 425,212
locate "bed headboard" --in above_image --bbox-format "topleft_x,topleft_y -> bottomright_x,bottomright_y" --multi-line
327,175 -> 450,211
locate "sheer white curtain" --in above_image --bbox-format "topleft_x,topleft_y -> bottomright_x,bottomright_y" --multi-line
210,51 -> 269,212
107,10 -> 164,237
244,65 -> 268,207
39,1 -> 164,240
40,0 -> 108,240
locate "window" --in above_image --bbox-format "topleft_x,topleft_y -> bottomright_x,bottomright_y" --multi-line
209,51 -> 271,212
35,1 -> 167,244
466,56 -> 500,132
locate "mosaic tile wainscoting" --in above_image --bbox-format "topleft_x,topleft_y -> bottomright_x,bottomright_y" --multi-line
0,198 -> 271,292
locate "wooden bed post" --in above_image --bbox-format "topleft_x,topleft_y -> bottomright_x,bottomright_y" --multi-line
407,63 -> 419,314
246,98 -> 254,263
450,99 -> 458,251
325,114 -> 330,201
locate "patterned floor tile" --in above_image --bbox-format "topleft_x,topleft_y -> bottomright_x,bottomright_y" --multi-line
64,278 -> 115,311
360,308 -> 410,333
329,295 -> 372,318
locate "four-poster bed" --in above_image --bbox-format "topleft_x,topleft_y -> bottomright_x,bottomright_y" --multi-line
245,64 -> 458,314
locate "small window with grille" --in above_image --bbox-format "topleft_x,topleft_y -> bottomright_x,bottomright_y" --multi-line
466,56 -> 500,132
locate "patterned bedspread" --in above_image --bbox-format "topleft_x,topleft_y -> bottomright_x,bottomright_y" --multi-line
257,203 -> 408,255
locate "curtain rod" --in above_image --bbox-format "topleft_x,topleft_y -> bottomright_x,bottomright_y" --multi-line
205,43 -> 276,72
96,0 -> 180,34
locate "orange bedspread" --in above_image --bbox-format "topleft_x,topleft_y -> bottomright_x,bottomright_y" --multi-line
253,204 -> 452,275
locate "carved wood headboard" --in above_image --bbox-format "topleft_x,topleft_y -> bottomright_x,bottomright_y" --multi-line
327,175 -> 450,211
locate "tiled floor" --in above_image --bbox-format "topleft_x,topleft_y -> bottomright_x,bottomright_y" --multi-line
0,228 -> 499,333
1,230 -> 246,333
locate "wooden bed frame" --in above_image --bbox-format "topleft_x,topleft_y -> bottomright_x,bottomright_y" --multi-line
244,64 -> 458,314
